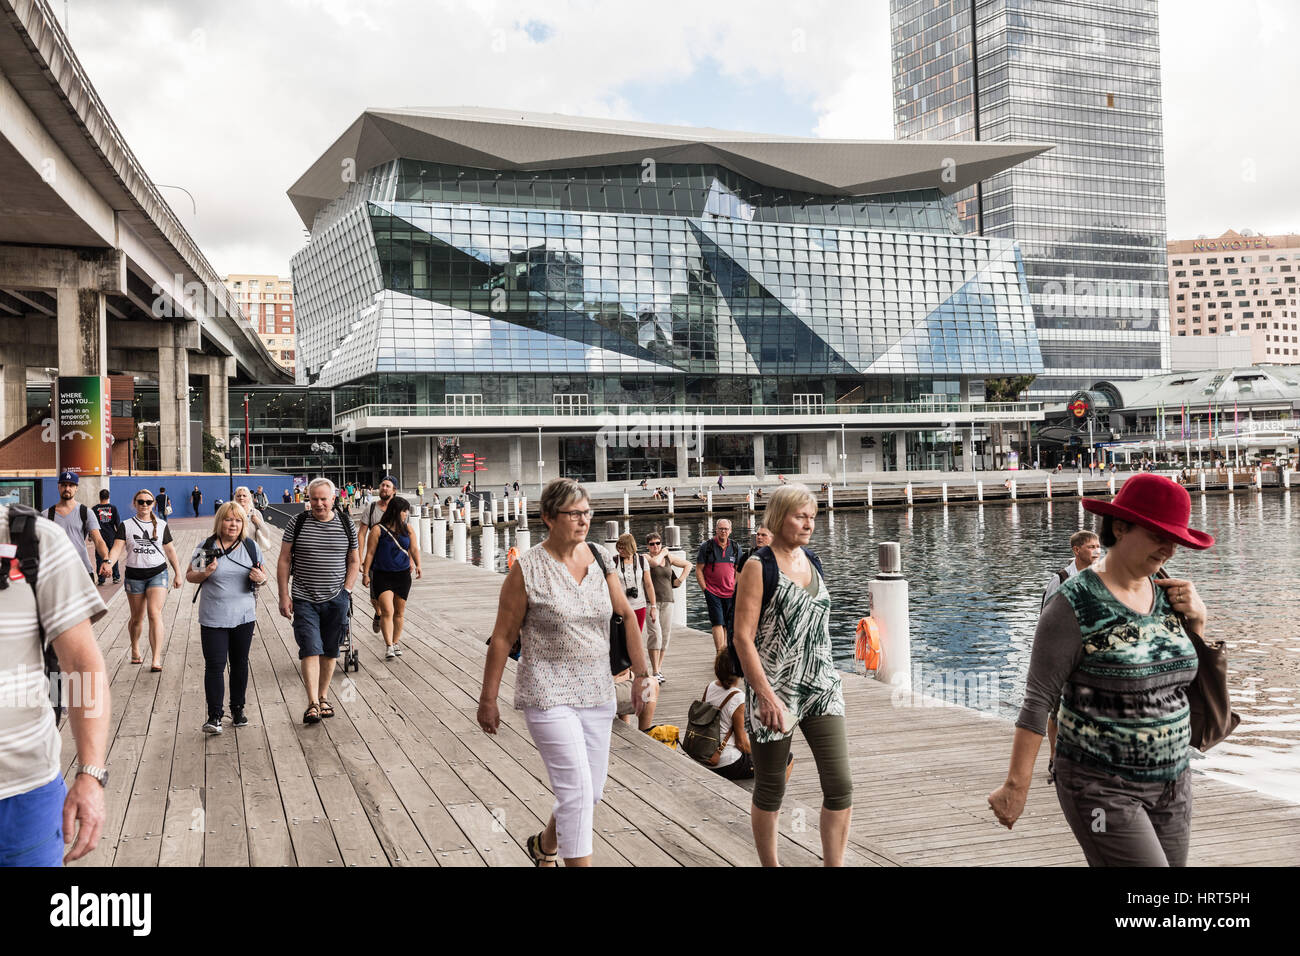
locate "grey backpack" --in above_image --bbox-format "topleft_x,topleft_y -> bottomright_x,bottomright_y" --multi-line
682,685 -> 740,766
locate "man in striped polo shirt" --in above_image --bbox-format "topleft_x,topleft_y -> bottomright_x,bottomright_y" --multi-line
277,478 -> 360,724
0,505 -> 110,865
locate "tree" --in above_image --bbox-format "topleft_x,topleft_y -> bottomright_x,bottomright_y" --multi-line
982,376 -> 1037,468
201,431 -> 224,472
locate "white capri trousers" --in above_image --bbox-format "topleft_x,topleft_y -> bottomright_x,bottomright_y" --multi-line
523,698 -> 618,860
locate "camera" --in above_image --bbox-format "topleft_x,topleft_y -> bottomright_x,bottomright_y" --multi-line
624,586 -> 638,599
198,547 -> 222,568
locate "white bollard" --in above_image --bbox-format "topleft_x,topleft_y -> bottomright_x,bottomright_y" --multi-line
662,525 -> 689,630
746,490 -> 753,512
481,526 -> 496,570
451,520 -> 467,563
419,515 -> 431,553
707,490 -> 713,513
515,527 -> 532,552
1045,477 -> 1052,499
1199,472 -> 1206,493
941,482 -> 948,504
431,518 -> 446,558
867,482 -> 873,508
478,499 -> 485,527
1227,471 -> 1234,492
828,485 -> 835,509
1254,467 -> 1262,491
1107,474 -> 1115,495
905,481 -> 913,506
1076,476 -> 1084,497
977,480 -> 984,502
1010,479 -> 1017,500
490,498 -> 498,526
668,488 -> 675,515
869,542 -> 910,690
623,491 -> 629,516
1284,467 -> 1292,489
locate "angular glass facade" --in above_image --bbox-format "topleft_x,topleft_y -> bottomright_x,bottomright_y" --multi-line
892,0 -> 1170,400
293,160 -> 1042,396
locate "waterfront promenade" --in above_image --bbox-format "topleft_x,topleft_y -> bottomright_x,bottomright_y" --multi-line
69,523 -> 1300,866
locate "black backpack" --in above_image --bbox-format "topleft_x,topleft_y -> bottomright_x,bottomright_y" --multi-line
8,504 -> 61,719
725,545 -> 825,679
46,503 -> 90,526
286,508 -> 355,578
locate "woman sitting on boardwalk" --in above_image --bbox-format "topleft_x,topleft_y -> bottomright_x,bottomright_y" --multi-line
187,502 -> 267,734
477,477 -> 654,867
732,484 -> 851,867
361,495 -> 422,660
988,474 -> 1215,866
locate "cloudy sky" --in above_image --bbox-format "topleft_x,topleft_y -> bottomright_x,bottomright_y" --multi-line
61,0 -> 1300,276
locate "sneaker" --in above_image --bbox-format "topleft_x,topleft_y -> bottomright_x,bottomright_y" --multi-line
393,645 -> 403,656
386,645 -> 397,660
655,673 -> 665,684
202,717 -> 223,735
230,708 -> 248,728
372,612 -> 381,634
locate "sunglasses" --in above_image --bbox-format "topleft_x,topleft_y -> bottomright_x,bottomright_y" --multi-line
647,541 -> 662,546
135,499 -> 154,505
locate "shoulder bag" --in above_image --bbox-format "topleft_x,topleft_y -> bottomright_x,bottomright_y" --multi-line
1156,569 -> 1240,751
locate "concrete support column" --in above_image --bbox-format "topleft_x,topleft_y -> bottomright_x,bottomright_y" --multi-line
753,434 -> 765,479
192,354 -> 234,449
962,428 -> 975,472
825,433 -> 838,478
595,440 -> 608,483
156,323 -> 191,474
56,285 -> 109,502
1,356 -> 27,440
676,440 -> 689,479
894,431 -> 907,472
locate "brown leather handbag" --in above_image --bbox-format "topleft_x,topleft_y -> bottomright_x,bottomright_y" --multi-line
1157,570 -> 1240,751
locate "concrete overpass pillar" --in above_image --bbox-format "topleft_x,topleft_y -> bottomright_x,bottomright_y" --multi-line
753,434 -> 765,478
1,356 -> 28,440
192,354 -> 234,448
56,285 -> 110,503
156,323 -> 191,474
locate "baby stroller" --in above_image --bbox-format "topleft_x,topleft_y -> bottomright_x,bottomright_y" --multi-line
339,590 -> 360,673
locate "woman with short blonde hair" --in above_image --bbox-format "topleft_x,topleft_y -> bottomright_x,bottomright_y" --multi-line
210,501 -> 249,540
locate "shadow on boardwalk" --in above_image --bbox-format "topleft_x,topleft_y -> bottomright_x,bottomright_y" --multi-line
71,527 -> 1300,866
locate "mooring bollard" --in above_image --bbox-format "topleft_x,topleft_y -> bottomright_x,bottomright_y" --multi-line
489,498 -> 498,526
1254,467 -> 1262,491
1045,477 -> 1052,499
478,499 -> 485,527
481,526 -> 496,570
1227,471 -> 1234,492
622,491 -> 629,517
905,481 -> 913,506
419,513 -> 431,553
941,482 -> 948,504
867,482 -> 873,508
746,490 -> 753,512
1283,467 -> 1292,489
451,519 -> 467,563
431,517 -> 446,558
707,489 -> 713,513
663,525 -> 688,630
1199,471 -> 1206,493
977,480 -> 984,502
1010,479 -> 1017,500
603,520 -> 620,547
1107,474 -> 1115,495
869,542 -> 910,690
667,488 -> 675,515
828,484 -> 835,509
1076,476 -> 1084,497
515,527 -> 532,552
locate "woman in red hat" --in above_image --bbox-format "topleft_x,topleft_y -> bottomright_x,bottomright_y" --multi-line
988,474 -> 1215,866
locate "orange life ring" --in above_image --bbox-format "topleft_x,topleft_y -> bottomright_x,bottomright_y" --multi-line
506,546 -> 519,570
855,617 -> 882,669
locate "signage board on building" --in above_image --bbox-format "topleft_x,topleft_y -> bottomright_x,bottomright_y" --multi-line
1190,237 -> 1275,252
55,376 -> 111,477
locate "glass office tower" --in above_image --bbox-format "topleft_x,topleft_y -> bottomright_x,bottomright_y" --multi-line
892,0 -> 1169,400
289,108 -> 1049,483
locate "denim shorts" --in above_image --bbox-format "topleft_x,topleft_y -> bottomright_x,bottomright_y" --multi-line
292,590 -> 351,660
0,775 -> 66,867
704,590 -> 734,628
124,567 -> 168,594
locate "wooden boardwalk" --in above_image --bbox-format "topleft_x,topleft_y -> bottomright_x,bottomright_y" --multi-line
69,524 -> 1300,866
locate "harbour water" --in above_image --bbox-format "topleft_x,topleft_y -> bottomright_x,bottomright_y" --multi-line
469,490 -> 1300,803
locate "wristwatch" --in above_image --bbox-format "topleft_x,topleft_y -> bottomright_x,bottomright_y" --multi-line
75,763 -> 109,788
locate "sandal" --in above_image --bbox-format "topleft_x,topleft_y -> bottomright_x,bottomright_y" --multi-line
303,702 -> 321,724
318,699 -> 335,719
130,656 -> 143,665
527,831 -> 558,867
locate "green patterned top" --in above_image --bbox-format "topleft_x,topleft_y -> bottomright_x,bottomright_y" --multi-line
1028,569 -> 1199,783
746,568 -> 844,744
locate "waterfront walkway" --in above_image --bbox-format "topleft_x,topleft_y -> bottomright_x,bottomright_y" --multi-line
70,524 -> 1300,866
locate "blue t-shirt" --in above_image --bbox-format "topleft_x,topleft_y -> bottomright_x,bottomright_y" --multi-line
372,524 -> 411,573
190,538 -> 263,628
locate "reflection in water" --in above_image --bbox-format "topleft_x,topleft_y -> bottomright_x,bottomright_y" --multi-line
467,491 -> 1300,803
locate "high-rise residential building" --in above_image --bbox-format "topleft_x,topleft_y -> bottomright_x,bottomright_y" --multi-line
224,273 -> 296,370
1168,230 -> 1300,366
288,108 -> 1048,485
891,0 -> 1170,400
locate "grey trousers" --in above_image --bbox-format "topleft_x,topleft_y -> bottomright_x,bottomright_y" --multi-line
1054,757 -> 1192,867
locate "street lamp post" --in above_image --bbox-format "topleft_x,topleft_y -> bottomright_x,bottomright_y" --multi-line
226,435 -> 241,503
311,441 -> 334,484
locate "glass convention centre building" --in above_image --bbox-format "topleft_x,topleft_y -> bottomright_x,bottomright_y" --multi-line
288,108 -> 1050,487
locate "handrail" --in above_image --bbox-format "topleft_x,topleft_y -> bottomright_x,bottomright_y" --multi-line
333,400 -> 1045,427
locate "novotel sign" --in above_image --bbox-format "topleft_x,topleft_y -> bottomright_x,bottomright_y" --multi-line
1191,237 -> 1275,252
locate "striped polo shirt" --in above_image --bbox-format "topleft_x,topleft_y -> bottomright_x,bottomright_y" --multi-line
283,511 -> 357,603
0,506 -> 107,800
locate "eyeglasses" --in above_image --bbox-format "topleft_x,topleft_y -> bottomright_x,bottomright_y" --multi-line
557,509 -> 593,521
135,499 -> 154,505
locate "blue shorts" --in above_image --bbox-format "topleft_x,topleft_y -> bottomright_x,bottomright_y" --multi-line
705,591 -> 734,628
292,590 -> 351,660
0,775 -> 66,867
124,568 -> 168,594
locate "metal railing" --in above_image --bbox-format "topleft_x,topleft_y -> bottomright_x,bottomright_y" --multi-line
334,400 -> 1044,429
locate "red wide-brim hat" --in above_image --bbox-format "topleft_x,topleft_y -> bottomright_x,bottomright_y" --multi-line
1081,473 -> 1215,550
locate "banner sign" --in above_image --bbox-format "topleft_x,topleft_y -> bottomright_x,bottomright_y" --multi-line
55,376 -> 111,477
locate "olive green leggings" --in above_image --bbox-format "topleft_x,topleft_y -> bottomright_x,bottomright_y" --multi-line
750,714 -> 852,812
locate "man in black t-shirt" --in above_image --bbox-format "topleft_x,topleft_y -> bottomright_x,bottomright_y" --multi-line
93,489 -> 122,584
190,485 -> 202,517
